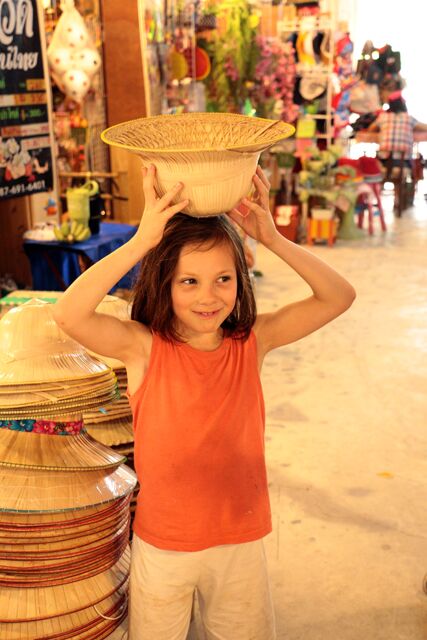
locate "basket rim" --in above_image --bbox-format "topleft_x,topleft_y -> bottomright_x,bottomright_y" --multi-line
101,112 -> 295,154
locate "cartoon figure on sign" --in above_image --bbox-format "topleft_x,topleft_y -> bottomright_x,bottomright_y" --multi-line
1,138 -> 48,183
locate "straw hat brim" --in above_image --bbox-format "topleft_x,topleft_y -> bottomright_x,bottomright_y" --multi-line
0,429 -> 126,470
0,495 -> 131,538
0,464 -> 137,512
86,416 -> 134,447
0,546 -> 130,621
101,112 -> 295,216
101,112 -> 294,154
0,373 -> 118,408
0,387 -> 120,419
1,587 -> 128,638
0,300 -> 114,385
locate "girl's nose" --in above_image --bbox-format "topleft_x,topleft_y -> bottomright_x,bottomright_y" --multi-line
198,284 -> 217,304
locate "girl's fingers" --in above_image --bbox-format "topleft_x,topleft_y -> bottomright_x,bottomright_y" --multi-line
241,197 -> 264,214
156,182 -> 184,210
164,199 -> 189,217
142,164 -> 157,204
253,173 -> 270,199
227,209 -> 246,227
256,165 -> 271,191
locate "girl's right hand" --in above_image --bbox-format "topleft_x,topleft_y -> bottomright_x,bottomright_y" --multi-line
135,164 -> 188,249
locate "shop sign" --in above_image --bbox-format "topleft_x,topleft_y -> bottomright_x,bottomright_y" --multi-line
0,0 -> 54,200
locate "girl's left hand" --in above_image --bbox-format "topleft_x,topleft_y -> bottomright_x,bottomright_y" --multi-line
228,166 -> 280,248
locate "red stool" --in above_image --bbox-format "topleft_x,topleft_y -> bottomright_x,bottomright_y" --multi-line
356,177 -> 387,234
338,156 -> 387,235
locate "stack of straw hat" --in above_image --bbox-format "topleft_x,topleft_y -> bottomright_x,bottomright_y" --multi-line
0,299 -> 137,639
84,296 -> 139,525
101,112 -> 294,217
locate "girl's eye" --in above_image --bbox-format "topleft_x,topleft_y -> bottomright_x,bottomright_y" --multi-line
218,275 -> 231,283
182,278 -> 197,285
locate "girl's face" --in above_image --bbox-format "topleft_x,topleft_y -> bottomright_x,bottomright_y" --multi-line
171,241 -> 238,342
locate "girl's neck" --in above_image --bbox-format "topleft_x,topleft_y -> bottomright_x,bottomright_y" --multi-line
178,327 -> 224,352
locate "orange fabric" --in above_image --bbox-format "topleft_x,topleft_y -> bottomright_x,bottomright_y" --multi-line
127,331 -> 272,552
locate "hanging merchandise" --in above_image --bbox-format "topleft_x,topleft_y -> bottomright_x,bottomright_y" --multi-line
183,46 -> 212,81
47,0 -> 101,102
251,36 -> 299,123
201,0 -> 261,113
332,24 -> 358,133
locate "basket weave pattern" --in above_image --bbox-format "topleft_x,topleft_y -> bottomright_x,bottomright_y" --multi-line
102,112 -> 294,216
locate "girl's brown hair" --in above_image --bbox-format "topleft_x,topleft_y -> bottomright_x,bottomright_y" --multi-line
131,213 -> 256,342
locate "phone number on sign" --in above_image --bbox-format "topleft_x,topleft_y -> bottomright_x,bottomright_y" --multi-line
0,180 -> 46,197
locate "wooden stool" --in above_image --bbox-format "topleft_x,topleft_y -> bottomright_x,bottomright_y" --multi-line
307,218 -> 337,247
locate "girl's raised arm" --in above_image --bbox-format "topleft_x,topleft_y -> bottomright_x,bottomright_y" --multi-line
228,166 -> 356,357
52,165 -> 188,362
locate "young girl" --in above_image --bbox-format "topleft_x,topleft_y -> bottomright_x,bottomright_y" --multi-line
53,164 -> 356,640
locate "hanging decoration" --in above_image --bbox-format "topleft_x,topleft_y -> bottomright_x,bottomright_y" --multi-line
201,0 -> 260,113
47,0 -> 101,103
251,36 -> 299,123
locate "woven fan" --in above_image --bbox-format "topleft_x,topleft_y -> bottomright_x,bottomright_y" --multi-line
102,112 -> 295,216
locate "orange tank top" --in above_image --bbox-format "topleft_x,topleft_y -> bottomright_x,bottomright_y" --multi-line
127,330 -> 272,551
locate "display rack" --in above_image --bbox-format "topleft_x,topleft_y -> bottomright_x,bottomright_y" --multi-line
277,10 -> 336,146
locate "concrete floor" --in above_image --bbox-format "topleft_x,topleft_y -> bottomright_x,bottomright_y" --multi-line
256,190 -> 427,640
112,189 -> 427,640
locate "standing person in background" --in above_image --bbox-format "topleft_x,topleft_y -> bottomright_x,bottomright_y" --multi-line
367,90 -> 427,210
368,90 -> 427,168
52,164 -> 356,640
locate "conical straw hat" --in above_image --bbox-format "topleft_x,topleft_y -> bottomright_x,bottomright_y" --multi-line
0,495 -> 131,538
0,546 -> 130,621
0,426 -> 126,470
101,112 -> 295,216
96,295 -> 131,321
0,300 -> 111,385
86,416 -> 134,447
0,386 -> 120,419
1,592 -> 128,639
0,527 -> 129,587
88,295 -> 132,369
1,587 -> 128,639
0,464 -> 137,513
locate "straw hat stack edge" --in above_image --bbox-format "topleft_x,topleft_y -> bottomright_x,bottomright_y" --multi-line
0,299 -> 137,639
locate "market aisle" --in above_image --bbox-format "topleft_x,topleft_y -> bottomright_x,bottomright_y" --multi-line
256,192 -> 427,640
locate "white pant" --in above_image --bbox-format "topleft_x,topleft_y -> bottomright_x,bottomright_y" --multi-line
129,536 -> 276,640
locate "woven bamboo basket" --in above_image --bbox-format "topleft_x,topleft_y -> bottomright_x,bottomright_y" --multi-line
101,112 -> 295,216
